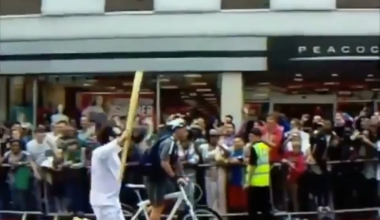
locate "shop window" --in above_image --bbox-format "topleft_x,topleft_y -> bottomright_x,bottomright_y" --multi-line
105,0 -> 153,12
336,0 -> 379,8
36,74 -> 157,126
0,0 -> 41,15
337,101 -> 373,117
273,103 -> 334,120
243,102 -> 269,121
9,77 -> 24,107
244,87 -> 270,120
159,73 -> 220,127
8,73 -> 222,130
337,91 -> 375,117
221,0 -> 269,9
243,74 -> 272,119
7,76 -> 36,126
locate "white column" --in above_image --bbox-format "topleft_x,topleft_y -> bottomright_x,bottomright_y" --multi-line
0,77 -> 7,121
221,72 -> 243,130
156,75 -> 161,127
32,79 -> 38,127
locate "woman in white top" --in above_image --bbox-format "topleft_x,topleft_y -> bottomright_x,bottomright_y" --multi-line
199,131 -> 219,210
199,129 -> 229,218
284,119 -> 310,154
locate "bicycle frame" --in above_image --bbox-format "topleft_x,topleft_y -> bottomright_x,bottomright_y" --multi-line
130,186 -> 197,220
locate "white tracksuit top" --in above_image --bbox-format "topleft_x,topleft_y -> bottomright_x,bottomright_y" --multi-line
90,139 -> 122,207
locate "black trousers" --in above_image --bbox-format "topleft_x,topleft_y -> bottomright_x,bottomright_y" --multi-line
331,173 -> 349,210
247,186 -> 273,220
311,172 -> 330,207
358,177 -> 378,209
270,166 -> 286,210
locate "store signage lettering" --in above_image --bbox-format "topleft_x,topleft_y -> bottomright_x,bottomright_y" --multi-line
267,37 -> 380,70
298,46 -> 379,55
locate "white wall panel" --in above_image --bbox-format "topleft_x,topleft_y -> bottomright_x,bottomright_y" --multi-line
0,37 -> 267,55
1,10 -> 379,41
0,57 -> 267,74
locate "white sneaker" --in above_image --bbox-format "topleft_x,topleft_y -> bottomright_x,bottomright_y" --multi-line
324,206 -> 331,212
317,206 -> 324,212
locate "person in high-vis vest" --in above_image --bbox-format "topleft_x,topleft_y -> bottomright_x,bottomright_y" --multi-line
245,128 -> 273,220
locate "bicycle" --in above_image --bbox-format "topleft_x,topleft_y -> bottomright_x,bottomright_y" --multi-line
123,182 -> 203,215
125,183 -> 222,220
121,184 -> 148,218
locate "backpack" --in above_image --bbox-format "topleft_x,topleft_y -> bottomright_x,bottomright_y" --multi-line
140,135 -> 170,180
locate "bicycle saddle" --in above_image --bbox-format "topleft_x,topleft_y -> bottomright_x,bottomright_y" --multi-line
126,184 -> 146,189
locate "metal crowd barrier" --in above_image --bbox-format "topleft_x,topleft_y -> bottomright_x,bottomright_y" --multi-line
0,159 -> 379,219
2,208 -> 379,219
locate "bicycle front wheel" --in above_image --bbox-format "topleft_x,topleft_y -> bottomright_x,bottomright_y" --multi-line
182,206 -> 223,220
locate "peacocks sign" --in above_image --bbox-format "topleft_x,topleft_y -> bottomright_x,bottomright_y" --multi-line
267,36 -> 380,71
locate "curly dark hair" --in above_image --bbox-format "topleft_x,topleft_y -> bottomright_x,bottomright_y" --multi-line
96,125 -> 117,145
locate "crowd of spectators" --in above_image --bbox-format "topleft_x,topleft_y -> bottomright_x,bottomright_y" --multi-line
0,108 -> 379,220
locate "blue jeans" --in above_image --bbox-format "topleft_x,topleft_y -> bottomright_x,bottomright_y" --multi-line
10,180 -> 39,212
65,180 -> 85,213
0,182 -> 11,219
11,188 -> 33,211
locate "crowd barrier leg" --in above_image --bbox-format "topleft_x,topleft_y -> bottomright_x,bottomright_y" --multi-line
269,171 -> 275,211
286,213 -> 292,220
43,177 -> 51,215
269,164 -> 280,212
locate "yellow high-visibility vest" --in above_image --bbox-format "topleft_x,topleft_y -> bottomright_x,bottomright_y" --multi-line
246,142 -> 270,187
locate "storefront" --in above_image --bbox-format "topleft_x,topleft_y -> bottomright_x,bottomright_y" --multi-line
0,37 -> 267,128
0,9 -> 379,126
1,36 -> 380,126
245,36 -> 380,119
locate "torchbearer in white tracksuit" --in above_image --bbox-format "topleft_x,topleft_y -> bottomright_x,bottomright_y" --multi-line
89,126 -> 127,220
